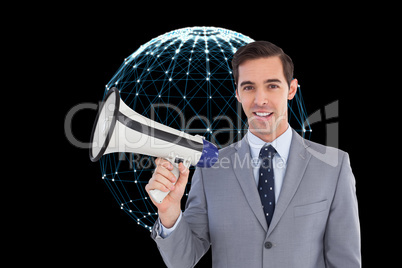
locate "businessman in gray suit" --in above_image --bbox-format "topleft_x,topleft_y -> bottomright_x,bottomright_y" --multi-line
145,41 -> 361,267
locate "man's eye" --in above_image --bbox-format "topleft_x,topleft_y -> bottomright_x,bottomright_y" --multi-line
243,86 -> 254,91
268,85 -> 279,89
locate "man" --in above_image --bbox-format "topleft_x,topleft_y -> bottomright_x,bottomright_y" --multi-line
145,41 -> 361,267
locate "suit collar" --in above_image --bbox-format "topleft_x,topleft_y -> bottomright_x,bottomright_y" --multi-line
232,128 -> 312,234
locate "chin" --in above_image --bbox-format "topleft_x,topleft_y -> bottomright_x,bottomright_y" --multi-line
249,123 -> 274,135
248,118 -> 285,138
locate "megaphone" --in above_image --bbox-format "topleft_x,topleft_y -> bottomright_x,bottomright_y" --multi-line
89,87 -> 219,203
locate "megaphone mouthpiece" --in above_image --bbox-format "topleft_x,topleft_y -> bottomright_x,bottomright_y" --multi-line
197,138 -> 219,168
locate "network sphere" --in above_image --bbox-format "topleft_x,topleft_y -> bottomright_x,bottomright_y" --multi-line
98,26 -> 308,231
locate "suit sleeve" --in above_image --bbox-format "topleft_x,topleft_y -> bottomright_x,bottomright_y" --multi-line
151,167 -> 210,268
324,152 -> 361,268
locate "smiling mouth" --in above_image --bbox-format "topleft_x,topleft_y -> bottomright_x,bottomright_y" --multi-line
253,112 -> 273,118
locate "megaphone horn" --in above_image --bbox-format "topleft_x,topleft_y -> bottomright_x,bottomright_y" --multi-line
89,87 -> 219,203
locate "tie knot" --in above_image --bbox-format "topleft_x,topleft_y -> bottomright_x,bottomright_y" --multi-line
259,144 -> 276,159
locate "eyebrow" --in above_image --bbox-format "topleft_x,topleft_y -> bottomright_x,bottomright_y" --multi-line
264,79 -> 282,84
239,80 -> 255,87
239,78 -> 282,87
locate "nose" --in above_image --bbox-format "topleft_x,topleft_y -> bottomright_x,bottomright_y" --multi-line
253,89 -> 268,106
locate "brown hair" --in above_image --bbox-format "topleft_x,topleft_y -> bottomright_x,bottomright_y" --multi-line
231,41 -> 294,88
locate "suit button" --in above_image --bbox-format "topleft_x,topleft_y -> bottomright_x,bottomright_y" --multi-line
264,241 -> 273,249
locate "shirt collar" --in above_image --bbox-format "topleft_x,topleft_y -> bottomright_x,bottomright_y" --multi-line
246,125 -> 292,164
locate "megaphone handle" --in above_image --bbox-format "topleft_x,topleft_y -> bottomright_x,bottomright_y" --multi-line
149,158 -> 186,203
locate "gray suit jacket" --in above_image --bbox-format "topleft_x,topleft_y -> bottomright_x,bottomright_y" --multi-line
151,129 -> 361,268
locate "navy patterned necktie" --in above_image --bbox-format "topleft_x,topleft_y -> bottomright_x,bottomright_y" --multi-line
258,144 -> 276,227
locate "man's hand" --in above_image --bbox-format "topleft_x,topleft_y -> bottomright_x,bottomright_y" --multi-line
145,158 -> 190,228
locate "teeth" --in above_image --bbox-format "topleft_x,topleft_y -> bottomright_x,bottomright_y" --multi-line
256,112 -> 271,117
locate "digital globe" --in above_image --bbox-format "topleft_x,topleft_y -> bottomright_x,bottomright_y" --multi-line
98,26 -> 310,231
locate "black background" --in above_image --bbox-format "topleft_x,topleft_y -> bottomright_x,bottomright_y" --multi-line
56,7 -> 391,267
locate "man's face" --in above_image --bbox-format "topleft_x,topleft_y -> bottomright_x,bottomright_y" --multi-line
235,57 -> 298,142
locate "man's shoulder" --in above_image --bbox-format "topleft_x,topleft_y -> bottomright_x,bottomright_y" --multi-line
306,138 -> 345,154
300,136 -> 348,168
217,139 -> 243,157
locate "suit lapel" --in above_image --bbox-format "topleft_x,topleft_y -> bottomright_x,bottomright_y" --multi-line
232,137 -> 268,232
267,129 -> 311,236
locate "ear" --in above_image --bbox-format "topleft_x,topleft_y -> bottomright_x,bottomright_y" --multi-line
235,87 -> 242,103
288,78 -> 298,100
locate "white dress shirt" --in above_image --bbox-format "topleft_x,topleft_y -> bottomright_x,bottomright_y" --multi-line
246,124 -> 292,203
159,125 -> 293,238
